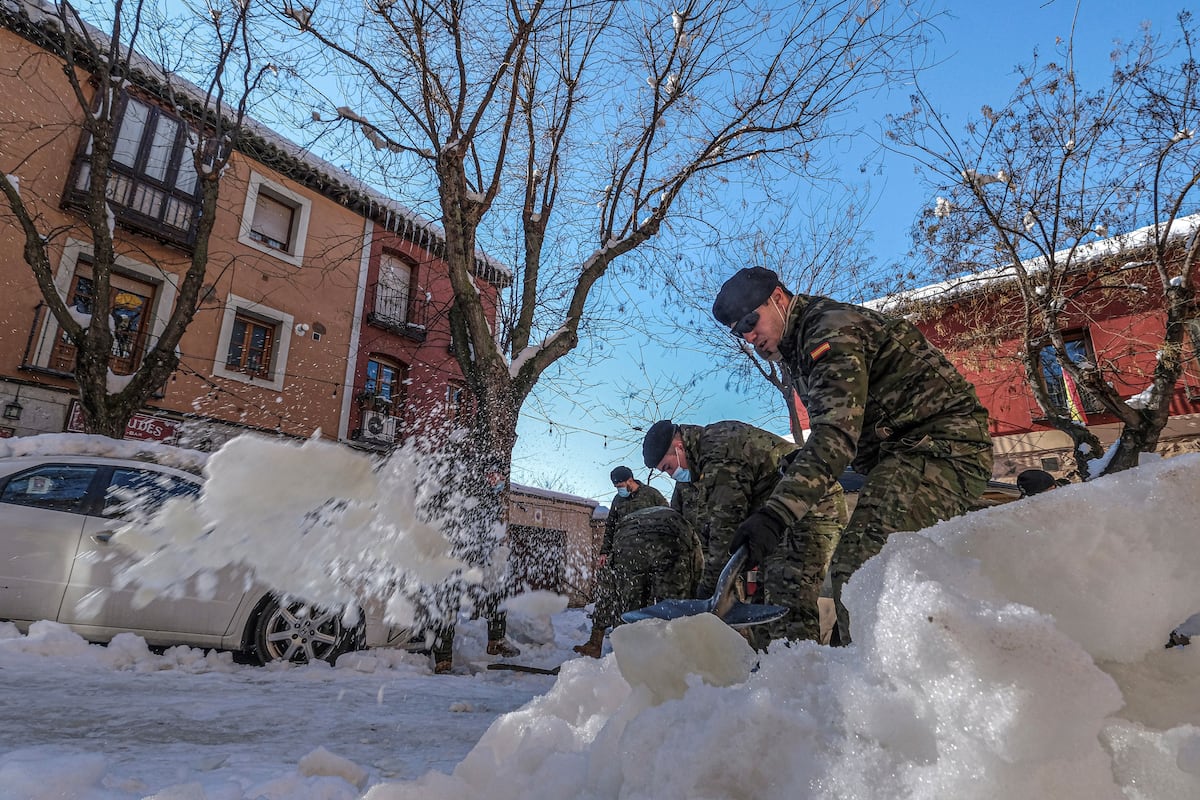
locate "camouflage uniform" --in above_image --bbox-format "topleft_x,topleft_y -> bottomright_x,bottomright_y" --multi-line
673,421 -> 846,644
760,294 -> 994,644
589,481 -> 668,626
592,506 -> 703,630
600,481 -> 668,558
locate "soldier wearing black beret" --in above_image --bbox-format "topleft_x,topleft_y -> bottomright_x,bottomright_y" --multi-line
711,266 -> 994,644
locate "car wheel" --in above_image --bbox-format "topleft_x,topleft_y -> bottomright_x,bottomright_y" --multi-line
251,596 -> 361,665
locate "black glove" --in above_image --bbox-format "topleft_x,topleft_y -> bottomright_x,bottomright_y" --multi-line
729,508 -> 788,567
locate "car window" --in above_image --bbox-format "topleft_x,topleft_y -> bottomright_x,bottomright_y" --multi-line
102,467 -> 201,517
0,464 -> 102,514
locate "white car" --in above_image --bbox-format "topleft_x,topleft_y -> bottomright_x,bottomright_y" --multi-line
0,437 -> 414,664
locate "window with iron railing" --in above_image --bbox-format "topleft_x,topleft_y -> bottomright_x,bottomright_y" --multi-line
366,255 -> 427,338
64,95 -> 203,249
374,254 -> 412,324
373,283 -> 410,326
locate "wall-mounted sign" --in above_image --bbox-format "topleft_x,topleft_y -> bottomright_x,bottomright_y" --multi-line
66,400 -> 179,443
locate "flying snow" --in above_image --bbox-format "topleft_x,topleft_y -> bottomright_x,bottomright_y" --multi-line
113,432 -> 499,629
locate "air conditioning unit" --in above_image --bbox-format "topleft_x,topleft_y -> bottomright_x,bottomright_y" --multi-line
361,410 -> 398,443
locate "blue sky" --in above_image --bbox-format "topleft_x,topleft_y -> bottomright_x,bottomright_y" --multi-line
509,0 -> 1194,507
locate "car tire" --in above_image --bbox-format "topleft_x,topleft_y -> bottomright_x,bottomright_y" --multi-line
250,596 -> 363,665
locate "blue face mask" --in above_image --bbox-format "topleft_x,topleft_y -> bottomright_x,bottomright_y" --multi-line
616,487 -> 630,498
672,469 -> 692,483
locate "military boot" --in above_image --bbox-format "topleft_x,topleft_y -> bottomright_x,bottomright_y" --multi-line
487,638 -> 521,657
572,626 -> 605,658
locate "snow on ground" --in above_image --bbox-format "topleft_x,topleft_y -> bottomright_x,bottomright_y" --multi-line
0,609 -> 592,800
2,435 -> 1199,799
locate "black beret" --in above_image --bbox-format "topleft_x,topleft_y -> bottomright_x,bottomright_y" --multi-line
642,420 -> 677,468
712,267 -> 781,326
610,465 -> 634,484
1016,469 -> 1056,497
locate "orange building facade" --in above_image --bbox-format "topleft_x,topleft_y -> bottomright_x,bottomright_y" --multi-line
0,7 -> 507,452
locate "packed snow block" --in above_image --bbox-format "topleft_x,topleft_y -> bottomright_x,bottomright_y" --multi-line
610,614 -> 757,705
417,657 -> 631,800
922,453 -> 1200,664
5,620 -> 95,657
297,746 -> 369,789
0,749 -> 109,800
849,533 -> 1123,766
1102,640 -> 1200,730
1102,720 -> 1200,800
502,590 -> 569,644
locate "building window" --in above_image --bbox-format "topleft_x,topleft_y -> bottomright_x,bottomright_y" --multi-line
1038,332 -> 1106,421
249,193 -> 295,250
374,253 -> 412,325
362,357 -> 408,416
358,357 -> 407,444
212,293 -> 293,392
48,264 -> 155,376
225,314 -> 275,378
65,95 -> 202,248
238,173 -> 311,266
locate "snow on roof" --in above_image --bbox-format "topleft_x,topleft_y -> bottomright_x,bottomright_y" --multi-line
868,212 -> 1200,312
2,0 -> 511,285
0,432 -> 207,473
510,481 -> 599,509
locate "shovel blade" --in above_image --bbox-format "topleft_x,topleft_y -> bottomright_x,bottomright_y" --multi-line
621,599 -> 713,624
619,546 -> 791,630
719,602 -> 789,629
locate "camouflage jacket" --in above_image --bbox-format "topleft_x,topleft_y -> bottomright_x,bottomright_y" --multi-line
601,481 -> 668,556
674,421 -> 844,592
763,293 -> 992,526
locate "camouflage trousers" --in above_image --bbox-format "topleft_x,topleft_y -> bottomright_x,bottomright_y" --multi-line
593,510 -> 702,630
830,437 -> 993,645
752,495 -> 844,647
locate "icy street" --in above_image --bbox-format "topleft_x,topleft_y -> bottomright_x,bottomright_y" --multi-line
0,611 -> 584,799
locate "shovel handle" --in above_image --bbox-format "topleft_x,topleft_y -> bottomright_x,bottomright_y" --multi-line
711,545 -> 749,620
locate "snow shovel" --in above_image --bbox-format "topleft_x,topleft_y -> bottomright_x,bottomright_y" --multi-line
620,546 -> 788,629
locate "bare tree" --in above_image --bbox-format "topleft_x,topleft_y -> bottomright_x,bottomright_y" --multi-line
887,9 -> 1200,478
0,0 -> 273,436
281,0 -> 934,479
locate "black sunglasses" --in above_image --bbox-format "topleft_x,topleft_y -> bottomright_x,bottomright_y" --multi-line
730,310 -> 759,337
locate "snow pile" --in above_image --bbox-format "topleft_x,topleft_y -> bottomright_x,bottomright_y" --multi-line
364,453 -> 1200,800
0,431 -> 207,472
501,590 -> 570,645
0,620 -> 240,673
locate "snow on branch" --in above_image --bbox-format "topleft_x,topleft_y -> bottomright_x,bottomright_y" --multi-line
282,1 -> 313,30
961,168 -> 1009,188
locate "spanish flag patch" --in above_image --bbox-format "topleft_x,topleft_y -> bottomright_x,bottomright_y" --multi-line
809,341 -> 831,361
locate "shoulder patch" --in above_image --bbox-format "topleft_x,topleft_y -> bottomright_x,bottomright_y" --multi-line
809,341 -> 831,361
